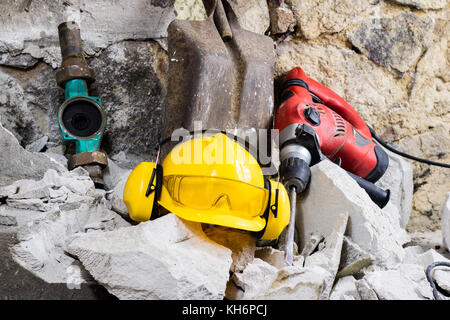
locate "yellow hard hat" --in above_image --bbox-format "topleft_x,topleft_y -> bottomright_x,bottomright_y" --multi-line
123,133 -> 290,240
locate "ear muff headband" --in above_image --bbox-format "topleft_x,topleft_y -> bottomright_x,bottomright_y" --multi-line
254,179 -> 271,239
145,164 -> 163,220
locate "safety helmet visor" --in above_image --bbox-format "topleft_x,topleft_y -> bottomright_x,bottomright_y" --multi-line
163,175 -> 269,216
159,175 -> 270,231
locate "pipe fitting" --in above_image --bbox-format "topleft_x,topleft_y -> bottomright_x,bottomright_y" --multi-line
55,21 -> 95,87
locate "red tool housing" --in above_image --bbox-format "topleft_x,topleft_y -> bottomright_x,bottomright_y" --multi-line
275,67 -> 388,182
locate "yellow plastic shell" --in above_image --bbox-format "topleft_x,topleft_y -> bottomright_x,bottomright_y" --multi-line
123,161 -> 157,222
159,133 -> 267,231
259,180 -> 291,240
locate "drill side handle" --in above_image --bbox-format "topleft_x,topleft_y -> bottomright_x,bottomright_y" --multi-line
347,171 -> 390,208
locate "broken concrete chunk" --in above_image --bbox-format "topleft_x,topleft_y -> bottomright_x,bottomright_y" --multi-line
403,248 -> 450,269
300,234 -> 324,259
296,160 -> 406,268
330,276 -> 361,300
255,246 -> 287,269
68,214 -> 233,300
0,120 -> 67,187
108,177 -> 129,218
6,198 -> 54,212
10,200 -> 129,284
231,258 -> 279,299
262,266 -> 330,300
395,264 -> 434,299
337,236 -> 373,279
102,158 -> 131,191
442,192 -> 450,252
355,278 -> 379,300
305,212 -> 348,299
231,256 -> 331,300
225,279 -> 245,300
363,268 -> 428,300
376,147 -> 413,229
204,225 -> 256,273
25,135 -> 48,153
434,269 -> 450,295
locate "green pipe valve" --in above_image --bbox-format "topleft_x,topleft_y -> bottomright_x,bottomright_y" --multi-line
56,21 -> 108,185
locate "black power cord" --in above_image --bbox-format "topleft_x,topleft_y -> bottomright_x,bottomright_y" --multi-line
426,261 -> 450,300
368,127 -> 450,168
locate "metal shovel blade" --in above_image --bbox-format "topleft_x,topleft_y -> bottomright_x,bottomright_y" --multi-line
164,0 -> 275,140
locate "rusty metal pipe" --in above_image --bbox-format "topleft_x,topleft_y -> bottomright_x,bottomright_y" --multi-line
55,21 -> 95,87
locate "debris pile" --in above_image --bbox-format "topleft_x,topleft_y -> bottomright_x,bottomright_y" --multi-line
0,0 -> 449,301
1,120 -> 449,300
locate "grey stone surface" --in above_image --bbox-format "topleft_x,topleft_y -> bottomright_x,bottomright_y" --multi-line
0,119 -> 66,187
0,168 -> 130,284
376,147 -> 414,228
88,41 -> 167,160
392,0 -> 448,9
349,12 -> 434,74
288,0 -> 374,39
363,264 -> 434,300
0,0 -> 175,68
329,276 -> 361,300
25,136 -> 48,152
0,231 -> 115,300
355,278 -> 379,300
0,52 -> 38,69
231,257 -> 330,300
68,214 -> 233,300
204,226 -> 256,273
305,213 -> 348,299
337,236 -> 373,278
296,160 -> 408,268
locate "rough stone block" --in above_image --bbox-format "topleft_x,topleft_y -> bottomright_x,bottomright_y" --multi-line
68,214 -> 233,300
204,226 -> 256,273
329,276 -> 361,300
337,236 -> 373,278
305,212 -> 348,299
376,147 -> 413,228
296,160 -> 407,267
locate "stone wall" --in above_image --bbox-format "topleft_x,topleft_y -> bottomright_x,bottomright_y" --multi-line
0,0 -> 448,232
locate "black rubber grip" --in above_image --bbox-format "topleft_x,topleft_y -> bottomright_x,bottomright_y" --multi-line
347,171 -> 390,208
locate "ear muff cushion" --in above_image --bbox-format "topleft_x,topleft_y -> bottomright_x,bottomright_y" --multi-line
254,178 -> 271,239
150,164 -> 163,220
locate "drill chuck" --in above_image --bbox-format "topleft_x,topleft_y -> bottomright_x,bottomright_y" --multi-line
280,157 -> 311,194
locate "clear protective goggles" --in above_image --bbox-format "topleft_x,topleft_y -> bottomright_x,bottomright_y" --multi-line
162,175 -> 270,218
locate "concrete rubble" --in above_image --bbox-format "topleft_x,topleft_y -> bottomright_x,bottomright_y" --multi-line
68,214 -> 233,300
0,0 -> 449,301
296,160 -> 409,267
336,236 -> 373,279
2,115 -> 450,300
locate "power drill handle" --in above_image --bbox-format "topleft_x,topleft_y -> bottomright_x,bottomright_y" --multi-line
347,171 -> 390,208
286,67 -> 372,140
